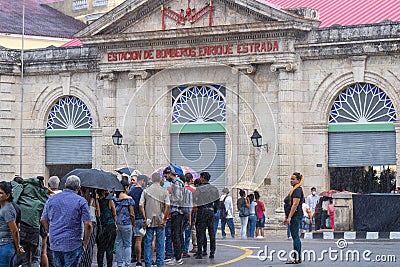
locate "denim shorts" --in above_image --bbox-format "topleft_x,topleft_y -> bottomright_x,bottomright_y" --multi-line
134,219 -> 144,237
256,214 -> 265,228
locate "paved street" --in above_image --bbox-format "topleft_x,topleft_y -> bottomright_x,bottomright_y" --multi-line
93,236 -> 399,266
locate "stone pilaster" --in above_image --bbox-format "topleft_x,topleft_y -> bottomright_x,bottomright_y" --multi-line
0,75 -> 17,177
236,65 -> 257,187
98,72 -> 118,169
271,62 -> 297,214
395,122 -> 400,187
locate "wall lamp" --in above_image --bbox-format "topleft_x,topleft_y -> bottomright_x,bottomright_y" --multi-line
112,128 -> 129,151
250,129 -> 268,151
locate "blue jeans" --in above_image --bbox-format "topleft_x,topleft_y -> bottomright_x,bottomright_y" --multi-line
0,243 -> 16,267
144,227 -> 165,267
165,219 -> 173,259
247,214 -> 257,238
213,210 -> 220,237
116,224 -> 132,267
221,218 -> 235,238
52,246 -> 83,267
182,215 -> 192,254
289,216 -> 302,261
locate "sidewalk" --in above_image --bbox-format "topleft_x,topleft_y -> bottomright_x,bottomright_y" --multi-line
301,229 -> 400,240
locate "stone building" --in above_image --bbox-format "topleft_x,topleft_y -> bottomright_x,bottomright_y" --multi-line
1,0 -> 400,215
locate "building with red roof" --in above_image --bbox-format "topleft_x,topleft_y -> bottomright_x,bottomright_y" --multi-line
0,0 -> 85,49
265,0 -> 400,27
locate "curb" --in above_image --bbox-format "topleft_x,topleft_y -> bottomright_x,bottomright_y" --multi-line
301,231 -> 400,240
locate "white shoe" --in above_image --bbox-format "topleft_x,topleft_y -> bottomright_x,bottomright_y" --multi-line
166,258 -> 183,265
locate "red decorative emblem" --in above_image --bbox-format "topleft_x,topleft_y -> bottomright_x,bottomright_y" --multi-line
162,0 -> 213,30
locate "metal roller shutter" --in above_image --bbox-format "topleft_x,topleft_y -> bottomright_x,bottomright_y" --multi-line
328,132 -> 396,167
46,137 -> 92,165
171,133 -> 225,190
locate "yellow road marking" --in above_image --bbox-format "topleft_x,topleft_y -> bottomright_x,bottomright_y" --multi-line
208,243 -> 253,267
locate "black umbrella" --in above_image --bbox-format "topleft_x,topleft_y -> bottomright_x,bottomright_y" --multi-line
115,167 -> 135,176
62,168 -> 124,191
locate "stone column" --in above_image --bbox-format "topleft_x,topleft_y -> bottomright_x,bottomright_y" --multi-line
270,62 -> 297,217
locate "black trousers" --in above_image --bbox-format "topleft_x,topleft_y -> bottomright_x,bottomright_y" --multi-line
195,208 -> 215,255
96,224 -> 117,267
171,213 -> 184,260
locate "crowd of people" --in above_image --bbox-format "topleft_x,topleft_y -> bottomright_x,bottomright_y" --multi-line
0,167 -> 268,267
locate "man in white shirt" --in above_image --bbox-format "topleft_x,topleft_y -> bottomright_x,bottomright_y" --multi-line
306,187 -> 319,231
220,188 -> 235,239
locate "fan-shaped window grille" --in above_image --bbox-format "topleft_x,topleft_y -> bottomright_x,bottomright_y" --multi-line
172,85 -> 226,124
329,83 -> 396,123
47,96 -> 93,129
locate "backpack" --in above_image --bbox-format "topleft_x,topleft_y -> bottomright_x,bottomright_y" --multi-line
220,196 -> 228,220
181,186 -> 193,215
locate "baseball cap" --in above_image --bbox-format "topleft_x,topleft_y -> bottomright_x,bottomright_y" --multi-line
163,166 -> 176,175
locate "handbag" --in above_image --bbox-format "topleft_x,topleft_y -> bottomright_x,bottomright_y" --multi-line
239,206 -> 250,217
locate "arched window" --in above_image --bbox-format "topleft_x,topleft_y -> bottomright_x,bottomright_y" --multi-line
328,83 -> 396,168
47,96 -> 93,130
172,85 -> 226,124
329,83 -> 396,123
45,96 -> 92,168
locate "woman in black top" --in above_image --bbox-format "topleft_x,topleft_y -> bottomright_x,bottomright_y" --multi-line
284,172 -> 304,264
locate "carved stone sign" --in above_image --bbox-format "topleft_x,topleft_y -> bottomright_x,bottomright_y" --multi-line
107,40 -> 279,62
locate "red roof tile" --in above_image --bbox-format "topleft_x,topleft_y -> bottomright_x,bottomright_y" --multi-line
264,0 -> 400,27
0,0 -> 85,38
60,38 -> 82,47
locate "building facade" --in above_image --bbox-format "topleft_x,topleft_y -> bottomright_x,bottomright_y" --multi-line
1,0 -> 399,215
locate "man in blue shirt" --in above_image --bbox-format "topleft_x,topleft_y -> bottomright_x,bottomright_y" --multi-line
41,175 -> 92,267
128,174 -> 148,266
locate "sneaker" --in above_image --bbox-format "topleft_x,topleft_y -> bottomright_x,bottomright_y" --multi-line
166,259 -> 175,265
202,251 -> 207,256
136,263 -> 143,267
209,253 -> 214,259
166,258 -> 183,265
182,253 -> 190,258
164,258 -> 173,264
152,261 -> 157,267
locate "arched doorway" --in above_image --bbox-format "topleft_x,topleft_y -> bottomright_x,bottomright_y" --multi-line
169,84 -> 226,190
45,96 -> 93,178
328,83 -> 397,193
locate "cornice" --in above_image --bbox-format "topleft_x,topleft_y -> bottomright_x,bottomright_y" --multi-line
82,21 -> 313,50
